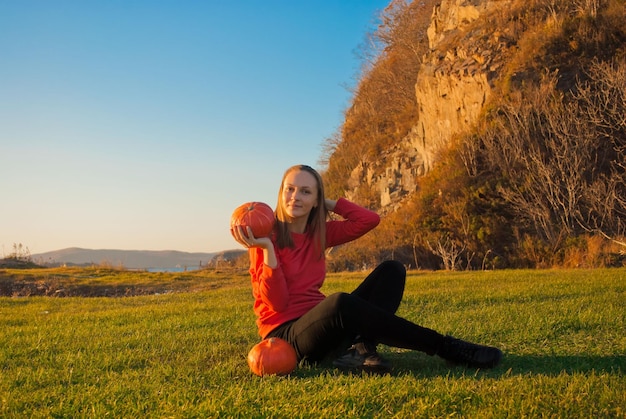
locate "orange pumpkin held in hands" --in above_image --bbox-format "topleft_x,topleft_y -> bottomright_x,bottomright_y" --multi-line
230,202 -> 275,239
247,337 -> 298,377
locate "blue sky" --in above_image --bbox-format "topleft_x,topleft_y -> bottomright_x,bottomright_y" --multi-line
0,1 -> 389,255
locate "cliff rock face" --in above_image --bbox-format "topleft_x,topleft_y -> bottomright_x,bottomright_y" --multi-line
346,0 -> 513,211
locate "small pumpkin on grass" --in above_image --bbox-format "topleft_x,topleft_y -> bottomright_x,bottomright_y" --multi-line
247,337 -> 298,377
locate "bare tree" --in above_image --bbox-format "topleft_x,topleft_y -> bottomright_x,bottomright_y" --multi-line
473,61 -> 626,251
6,243 -> 32,261
427,234 -> 466,271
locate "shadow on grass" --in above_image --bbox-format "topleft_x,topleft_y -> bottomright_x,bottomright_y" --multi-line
293,352 -> 625,379
490,353 -> 625,376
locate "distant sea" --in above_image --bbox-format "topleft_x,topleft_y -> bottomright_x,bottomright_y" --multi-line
146,267 -> 200,273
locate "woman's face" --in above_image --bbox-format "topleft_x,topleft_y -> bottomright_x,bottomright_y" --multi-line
281,169 -> 319,223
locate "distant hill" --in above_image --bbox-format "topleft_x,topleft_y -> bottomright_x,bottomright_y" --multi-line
31,247 -> 217,270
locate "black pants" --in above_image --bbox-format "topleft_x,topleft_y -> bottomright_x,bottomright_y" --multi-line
266,260 -> 445,361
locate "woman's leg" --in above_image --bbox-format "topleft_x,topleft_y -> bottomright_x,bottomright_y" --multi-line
268,261 -> 502,369
279,291 -> 501,369
350,260 -> 406,315
269,260 -> 433,361
275,291 -> 445,362
339,260 -> 407,369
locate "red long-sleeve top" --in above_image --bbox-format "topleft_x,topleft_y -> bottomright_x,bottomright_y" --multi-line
248,198 -> 380,338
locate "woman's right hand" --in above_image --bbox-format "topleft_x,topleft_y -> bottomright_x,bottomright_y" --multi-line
233,226 -> 277,268
232,226 -> 273,250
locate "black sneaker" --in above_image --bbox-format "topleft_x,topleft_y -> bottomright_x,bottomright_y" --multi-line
332,342 -> 392,374
439,336 -> 502,369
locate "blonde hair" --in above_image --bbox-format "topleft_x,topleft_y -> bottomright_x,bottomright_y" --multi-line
274,165 -> 328,257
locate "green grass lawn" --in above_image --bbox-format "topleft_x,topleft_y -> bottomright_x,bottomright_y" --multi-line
1,268 -> 624,418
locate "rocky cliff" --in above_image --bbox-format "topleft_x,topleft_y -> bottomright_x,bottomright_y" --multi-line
346,0 -> 513,211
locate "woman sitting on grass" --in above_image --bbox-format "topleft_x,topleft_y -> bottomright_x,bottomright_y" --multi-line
232,164 -> 502,373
